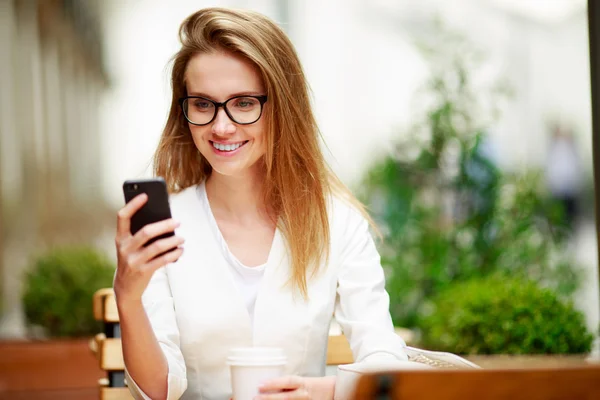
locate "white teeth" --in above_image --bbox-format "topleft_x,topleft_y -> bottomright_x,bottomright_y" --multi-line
212,141 -> 245,152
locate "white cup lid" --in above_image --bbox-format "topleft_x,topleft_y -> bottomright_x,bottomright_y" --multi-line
227,347 -> 287,366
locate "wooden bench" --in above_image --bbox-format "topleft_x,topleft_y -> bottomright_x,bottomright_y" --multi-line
92,289 -> 130,400
92,289 -> 355,400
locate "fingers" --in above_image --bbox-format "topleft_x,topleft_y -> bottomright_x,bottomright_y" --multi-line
116,193 -> 148,239
138,235 -> 185,264
259,376 -> 304,392
145,247 -> 184,274
129,218 -> 180,249
254,389 -> 309,400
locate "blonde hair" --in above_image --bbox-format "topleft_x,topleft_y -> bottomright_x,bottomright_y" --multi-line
154,7 -> 372,297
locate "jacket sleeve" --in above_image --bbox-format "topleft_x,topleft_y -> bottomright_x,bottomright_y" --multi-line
122,265 -> 188,400
333,205 -> 408,362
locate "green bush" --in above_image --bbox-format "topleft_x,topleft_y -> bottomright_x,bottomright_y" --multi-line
420,276 -> 594,355
359,23 -> 581,328
22,246 -> 115,338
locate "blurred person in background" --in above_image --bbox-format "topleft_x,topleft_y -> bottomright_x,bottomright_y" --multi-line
545,124 -> 584,231
113,7 -> 407,400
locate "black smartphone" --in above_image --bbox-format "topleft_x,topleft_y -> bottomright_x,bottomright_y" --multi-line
123,178 -> 175,248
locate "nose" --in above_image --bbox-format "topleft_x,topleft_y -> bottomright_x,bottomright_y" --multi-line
211,108 -> 236,136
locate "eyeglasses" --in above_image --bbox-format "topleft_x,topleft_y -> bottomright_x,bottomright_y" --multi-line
179,95 -> 268,126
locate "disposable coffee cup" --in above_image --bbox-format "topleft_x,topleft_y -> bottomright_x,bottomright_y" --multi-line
227,347 -> 287,400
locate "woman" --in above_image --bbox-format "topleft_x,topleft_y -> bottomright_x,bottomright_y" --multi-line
114,7 -> 407,400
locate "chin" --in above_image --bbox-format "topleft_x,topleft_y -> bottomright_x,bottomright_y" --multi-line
209,163 -> 251,177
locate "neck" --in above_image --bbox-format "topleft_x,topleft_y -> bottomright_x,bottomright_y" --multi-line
205,166 -> 269,223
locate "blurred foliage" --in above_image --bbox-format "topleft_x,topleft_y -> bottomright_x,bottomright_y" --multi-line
22,247 -> 115,338
420,276 -> 594,355
360,24 -> 581,331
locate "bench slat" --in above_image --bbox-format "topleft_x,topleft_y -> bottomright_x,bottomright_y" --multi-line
100,387 -> 134,400
100,338 -> 125,371
97,334 -> 353,372
326,334 -> 354,365
104,295 -> 119,323
93,289 -> 119,323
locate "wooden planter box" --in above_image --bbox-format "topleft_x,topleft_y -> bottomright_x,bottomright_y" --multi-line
0,339 -> 104,400
466,354 -> 595,369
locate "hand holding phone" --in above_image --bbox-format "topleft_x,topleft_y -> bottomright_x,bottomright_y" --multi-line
114,178 -> 184,304
123,178 -> 175,246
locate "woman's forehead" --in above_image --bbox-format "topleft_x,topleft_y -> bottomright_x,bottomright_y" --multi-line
184,52 -> 264,100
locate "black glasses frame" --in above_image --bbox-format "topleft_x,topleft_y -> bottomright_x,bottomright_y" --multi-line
179,95 -> 268,126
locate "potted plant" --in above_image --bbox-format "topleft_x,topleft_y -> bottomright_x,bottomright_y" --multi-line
0,247 -> 115,398
419,276 -> 594,366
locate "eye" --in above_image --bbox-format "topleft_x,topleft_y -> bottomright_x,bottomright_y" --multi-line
232,97 -> 259,110
192,99 -> 213,110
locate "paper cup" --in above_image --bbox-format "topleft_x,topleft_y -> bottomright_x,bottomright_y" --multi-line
227,347 -> 287,400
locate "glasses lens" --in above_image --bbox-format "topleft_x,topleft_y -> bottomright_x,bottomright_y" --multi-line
226,97 -> 262,124
183,98 -> 215,125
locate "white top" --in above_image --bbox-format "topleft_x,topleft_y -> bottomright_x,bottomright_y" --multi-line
201,182 -> 266,325
223,262 -> 265,326
124,183 -> 407,400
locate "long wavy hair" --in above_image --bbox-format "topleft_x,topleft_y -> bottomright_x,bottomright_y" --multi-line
155,7 -> 372,297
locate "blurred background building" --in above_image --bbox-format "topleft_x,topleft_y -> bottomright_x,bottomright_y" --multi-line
0,0 -> 112,337
0,0 -> 597,355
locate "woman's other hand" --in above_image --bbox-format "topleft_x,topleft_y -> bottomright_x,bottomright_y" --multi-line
254,375 -> 336,400
113,193 -> 184,306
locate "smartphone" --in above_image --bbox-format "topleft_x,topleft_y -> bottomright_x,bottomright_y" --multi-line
123,178 -> 175,248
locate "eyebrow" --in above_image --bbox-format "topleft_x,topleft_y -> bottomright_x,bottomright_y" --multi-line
186,91 -> 264,100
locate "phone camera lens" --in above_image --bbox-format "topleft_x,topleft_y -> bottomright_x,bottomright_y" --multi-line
133,184 -> 138,190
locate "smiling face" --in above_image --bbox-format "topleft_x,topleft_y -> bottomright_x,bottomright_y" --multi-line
184,51 -> 267,178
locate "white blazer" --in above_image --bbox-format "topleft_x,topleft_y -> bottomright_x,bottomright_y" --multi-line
125,183 -> 407,400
